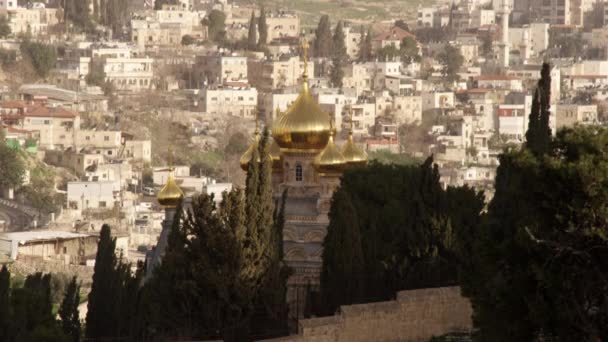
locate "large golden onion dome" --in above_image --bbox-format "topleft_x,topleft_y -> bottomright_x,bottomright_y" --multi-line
272,39 -> 330,152
157,169 -> 184,208
314,124 -> 346,174
342,107 -> 368,167
239,129 -> 260,171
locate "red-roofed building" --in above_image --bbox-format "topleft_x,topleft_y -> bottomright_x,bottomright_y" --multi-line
9,105 -> 81,150
372,26 -> 417,50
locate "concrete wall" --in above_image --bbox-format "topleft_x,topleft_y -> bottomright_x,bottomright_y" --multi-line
264,286 -> 471,342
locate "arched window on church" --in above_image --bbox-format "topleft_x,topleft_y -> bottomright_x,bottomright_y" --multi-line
295,164 -> 303,182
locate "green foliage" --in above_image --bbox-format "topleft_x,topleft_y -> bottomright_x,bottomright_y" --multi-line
437,44 -> 463,82
224,132 -> 249,156
144,129 -> 289,340
358,27 -> 373,62
86,61 -> 105,86
0,15 -> 11,38
248,11 -> 257,50
258,6 -> 268,46
205,10 -> 226,43
314,15 -> 332,58
0,270 -> 81,341
0,48 -> 17,66
97,0 -> 130,38
155,0 -> 179,10
63,0 -> 92,31
321,189 -> 364,313
189,150 -> 223,177
181,34 -> 196,46
0,141 -> 24,190
368,150 -> 421,166
461,126 -> 608,341
86,224 -> 141,340
525,63 -> 552,157
58,277 -> 81,342
376,44 -> 400,61
22,165 -> 59,215
319,159 -> 484,313
20,40 -> 57,79
400,36 -> 420,64
330,21 -> 347,88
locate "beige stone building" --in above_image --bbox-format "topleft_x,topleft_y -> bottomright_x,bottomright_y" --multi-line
193,53 -> 248,86
200,85 -> 258,118
103,57 -> 155,92
555,104 -> 598,129
248,55 -> 312,92
1,7 -> 60,36
131,5 -> 206,48
392,95 -> 422,124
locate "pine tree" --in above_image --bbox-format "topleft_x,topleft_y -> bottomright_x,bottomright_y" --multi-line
248,10 -> 257,50
525,63 -> 552,157
86,224 -> 118,339
59,277 -> 81,342
330,21 -> 347,88
258,6 -> 268,46
321,189 -> 365,314
314,15 -> 333,58
358,27 -> 373,62
0,266 -> 10,340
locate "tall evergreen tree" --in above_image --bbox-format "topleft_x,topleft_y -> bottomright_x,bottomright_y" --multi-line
330,21 -> 347,88
525,62 -> 552,157
248,10 -> 257,50
86,224 -> 118,339
59,277 -> 81,342
358,27 -> 373,62
0,266 -> 10,340
314,15 -> 333,58
258,6 -> 268,46
321,189 -> 365,314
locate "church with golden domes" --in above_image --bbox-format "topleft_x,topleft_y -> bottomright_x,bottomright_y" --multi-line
240,40 -> 367,289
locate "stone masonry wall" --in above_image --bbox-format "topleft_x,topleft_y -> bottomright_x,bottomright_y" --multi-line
263,286 -> 472,342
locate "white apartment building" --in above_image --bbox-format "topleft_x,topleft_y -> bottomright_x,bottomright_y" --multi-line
200,85 -> 258,118
103,57 -> 155,92
194,53 -> 248,86
67,181 -> 121,210
350,103 -> 376,136
509,23 -> 550,58
249,56 -> 311,91
19,106 -> 81,150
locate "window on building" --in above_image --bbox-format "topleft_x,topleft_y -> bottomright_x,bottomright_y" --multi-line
104,136 -> 109,141
295,164 -> 303,182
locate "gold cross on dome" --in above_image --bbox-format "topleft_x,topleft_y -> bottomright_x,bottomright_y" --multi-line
301,38 -> 309,78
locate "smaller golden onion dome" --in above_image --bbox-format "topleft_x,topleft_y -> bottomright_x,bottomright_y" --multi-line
239,129 -> 260,171
157,169 -> 184,208
269,138 -> 282,171
314,124 -> 346,174
342,107 -> 368,167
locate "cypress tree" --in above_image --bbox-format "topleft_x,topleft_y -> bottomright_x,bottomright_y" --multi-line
59,277 -> 81,342
0,266 -> 10,340
330,21 -> 347,88
358,27 -> 373,62
321,188 -> 365,314
86,224 -> 118,339
248,10 -> 257,50
314,15 -> 333,58
258,6 -> 268,46
525,63 -> 552,157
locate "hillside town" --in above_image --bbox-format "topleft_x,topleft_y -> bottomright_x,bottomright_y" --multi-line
0,0 -> 607,341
